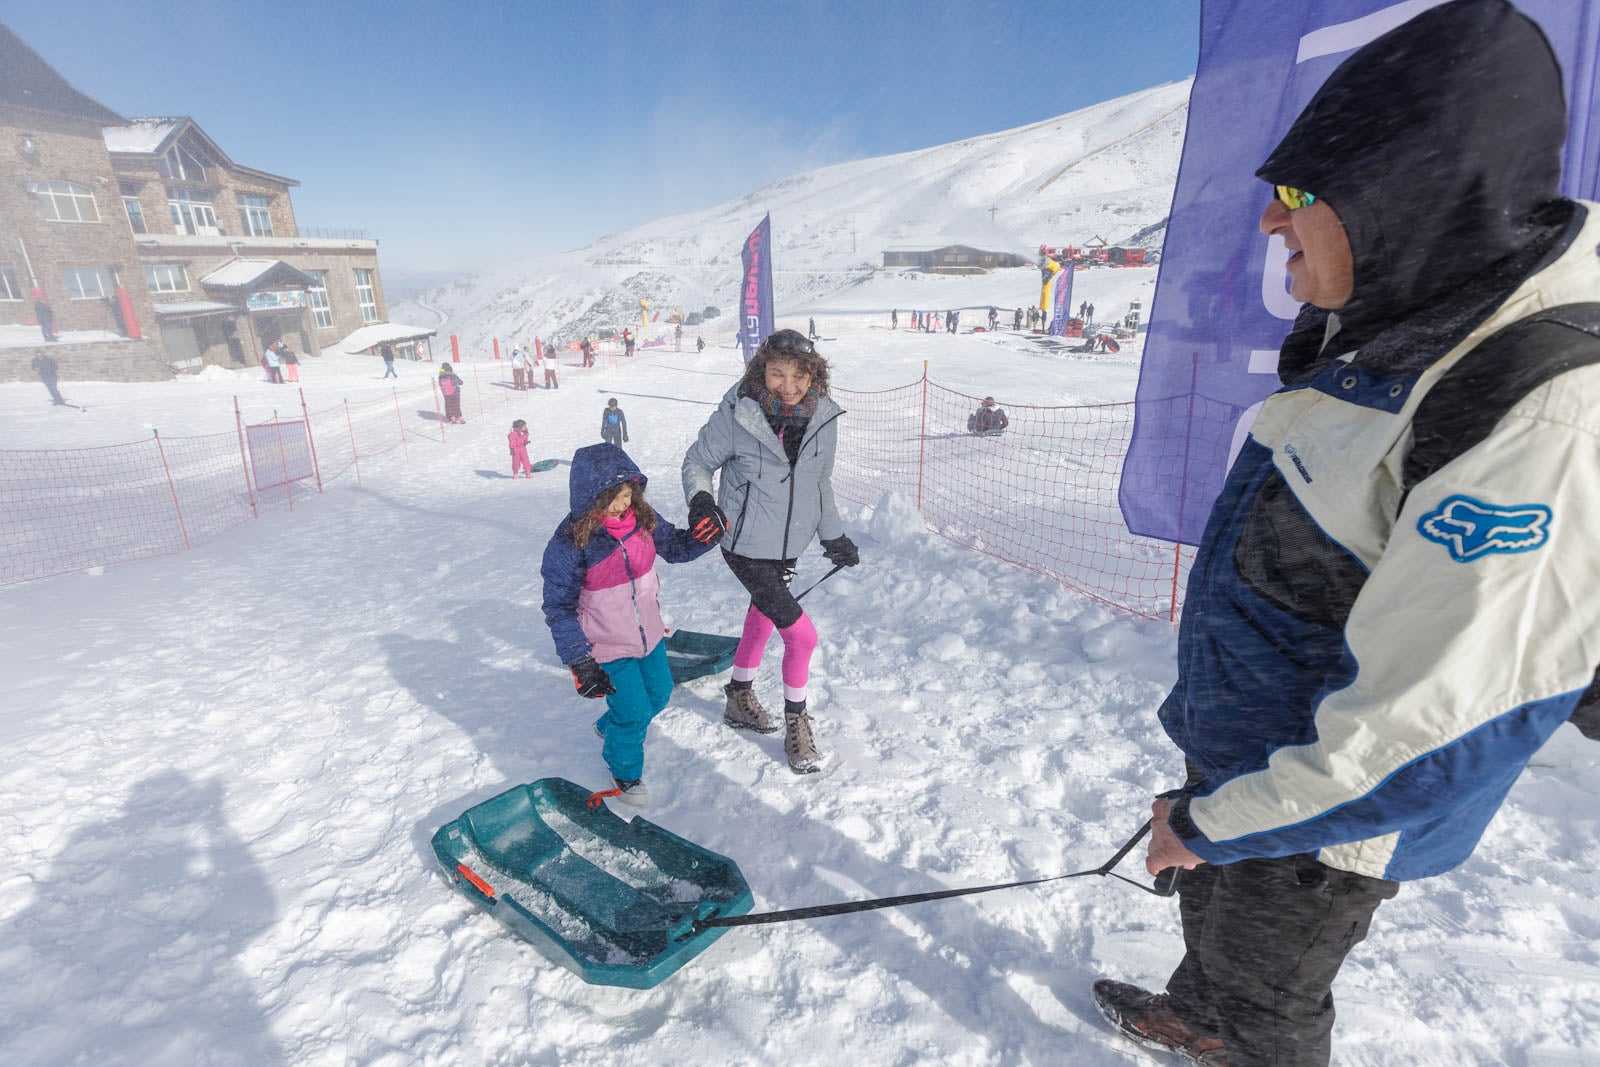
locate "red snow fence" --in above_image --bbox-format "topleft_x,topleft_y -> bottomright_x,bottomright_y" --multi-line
831,372 -> 1191,621
1,361 -> 1190,620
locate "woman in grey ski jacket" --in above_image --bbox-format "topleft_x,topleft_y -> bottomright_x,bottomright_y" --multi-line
682,329 -> 859,774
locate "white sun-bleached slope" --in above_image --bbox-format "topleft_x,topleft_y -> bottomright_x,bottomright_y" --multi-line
1,313 -> 1598,1066
391,80 -> 1190,355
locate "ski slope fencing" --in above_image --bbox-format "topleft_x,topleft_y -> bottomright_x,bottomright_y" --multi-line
0,363 -> 519,587
0,363 -> 1190,619
831,374 -> 1190,621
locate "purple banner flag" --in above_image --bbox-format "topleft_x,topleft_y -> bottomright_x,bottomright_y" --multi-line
739,213 -> 775,364
1048,261 -> 1075,337
1120,0 -> 1600,546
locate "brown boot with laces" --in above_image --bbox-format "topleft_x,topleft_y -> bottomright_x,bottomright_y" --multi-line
784,706 -> 822,775
1092,979 -> 1229,1065
723,683 -> 778,734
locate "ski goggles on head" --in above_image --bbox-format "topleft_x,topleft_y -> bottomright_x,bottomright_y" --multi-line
1274,184 -> 1318,210
763,329 -> 814,356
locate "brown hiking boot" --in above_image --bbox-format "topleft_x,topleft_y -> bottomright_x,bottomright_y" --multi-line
723,683 -> 778,734
1092,979 -> 1229,1065
784,708 -> 822,774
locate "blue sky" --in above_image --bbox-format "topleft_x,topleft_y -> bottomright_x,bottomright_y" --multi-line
8,1 -> 1199,276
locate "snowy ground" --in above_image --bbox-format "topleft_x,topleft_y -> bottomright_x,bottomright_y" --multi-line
1,303 -> 1598,1066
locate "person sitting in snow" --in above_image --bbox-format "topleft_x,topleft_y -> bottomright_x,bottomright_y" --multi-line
967,396 -> 1009,434
540,444 -> 720,805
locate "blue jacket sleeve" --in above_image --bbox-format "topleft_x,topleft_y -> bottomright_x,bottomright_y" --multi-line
652,514 -> 716,564
540,527 -> 591,665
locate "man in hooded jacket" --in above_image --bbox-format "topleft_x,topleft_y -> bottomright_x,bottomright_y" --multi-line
1093,2 -> 1600,1064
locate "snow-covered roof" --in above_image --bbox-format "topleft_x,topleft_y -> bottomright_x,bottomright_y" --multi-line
335,323 -> 439,354
152,300 -> 237,317
200,259 -> 315,291
102,117 -> 183,154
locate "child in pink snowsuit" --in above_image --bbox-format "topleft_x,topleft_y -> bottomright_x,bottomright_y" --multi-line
509,419 -> 531,477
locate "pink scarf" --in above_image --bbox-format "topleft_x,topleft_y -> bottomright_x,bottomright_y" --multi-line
601,509 -> 637,539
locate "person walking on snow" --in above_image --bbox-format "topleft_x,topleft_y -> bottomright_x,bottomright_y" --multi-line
891,308 -> 898,329
808,316 -> 818,341
599,398 -> 628,447
511,348 -> 527,390
508,419 -> 532,477
380,344 -> 398,378
682,329 -> 860,774
437,363 -> 465,423
541,346 -> 560,389
696,335 -> 706,353
1014,307 -> 1023,330
540,444 -> 720,805
1094,3 -> 1600,1064
31,352 -> 64,405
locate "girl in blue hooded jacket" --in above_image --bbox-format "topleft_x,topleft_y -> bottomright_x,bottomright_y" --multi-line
540,443 -> 718,805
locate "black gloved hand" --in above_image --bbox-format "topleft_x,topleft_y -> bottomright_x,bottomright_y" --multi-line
687,491 -> 728,545
570,656 -> 616,699
820,534 -> 860,568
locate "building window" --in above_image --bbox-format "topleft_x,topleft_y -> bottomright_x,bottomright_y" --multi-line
354,268 -> 377,323
123,197 -> 147,233
158,143 -> 207,183
0,267 -> 22,301
61,267 -> 118,300
307,270 -> 333,329
32,180 -> 101,223
144,264 -> 189,293
237,194 -> 274,237
167,187 -> 220,236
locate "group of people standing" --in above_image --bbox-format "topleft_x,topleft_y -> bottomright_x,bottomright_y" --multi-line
509,346 -> 559,390
261,341 -> 299,383
540,328 -> 856,804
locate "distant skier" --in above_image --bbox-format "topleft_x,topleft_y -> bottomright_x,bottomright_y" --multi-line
437,363 -> 465,423
508,419 -> 532,478
540,444 -> 719,805
599,398 -> 628,446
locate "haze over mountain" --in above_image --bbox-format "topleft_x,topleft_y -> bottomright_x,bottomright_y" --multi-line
393,79 -> 1191,351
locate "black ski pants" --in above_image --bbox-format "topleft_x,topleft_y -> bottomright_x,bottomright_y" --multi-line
1165,850 -> 1397,1066
723,550 -> 802,629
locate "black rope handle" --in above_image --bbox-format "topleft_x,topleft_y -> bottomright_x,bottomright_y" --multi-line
688,820 -> 1179,936
793,563 -> 844,603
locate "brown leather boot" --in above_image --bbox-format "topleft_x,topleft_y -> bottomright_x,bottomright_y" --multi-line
723,683 -> 778,734
784,707 -> 821,774
1092,979 -> 1229,1065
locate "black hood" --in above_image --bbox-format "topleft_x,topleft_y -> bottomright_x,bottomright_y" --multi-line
1257,0 -> 1568,353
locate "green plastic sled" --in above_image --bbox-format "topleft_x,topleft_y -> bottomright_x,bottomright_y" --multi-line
664,629 -> 740,683
529,458 -> 560,472
433,778 -> 753,989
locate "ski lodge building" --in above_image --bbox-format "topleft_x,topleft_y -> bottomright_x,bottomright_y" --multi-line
881,244 -> 1031,274
0,22 -> 397,382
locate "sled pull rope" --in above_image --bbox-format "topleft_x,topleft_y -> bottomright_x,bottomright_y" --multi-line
686,821 -> 1178,935
794,564 -> 844,603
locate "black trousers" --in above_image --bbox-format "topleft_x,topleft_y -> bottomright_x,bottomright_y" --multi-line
1165,851 -> 1397,1066
723,550 -> 801,629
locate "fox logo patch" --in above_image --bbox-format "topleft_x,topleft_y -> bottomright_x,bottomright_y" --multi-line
1417,495 -> 1552,563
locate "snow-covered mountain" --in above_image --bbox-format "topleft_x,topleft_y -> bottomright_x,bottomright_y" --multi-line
394,79 -> 1190,351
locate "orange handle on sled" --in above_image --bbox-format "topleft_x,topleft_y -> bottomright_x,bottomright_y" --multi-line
456,863 -> 496,897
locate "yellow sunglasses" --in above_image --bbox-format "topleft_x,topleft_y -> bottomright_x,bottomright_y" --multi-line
1274,185 -> 1318,210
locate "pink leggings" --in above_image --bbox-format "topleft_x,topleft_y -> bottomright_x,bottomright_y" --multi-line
731,605 -> 817,702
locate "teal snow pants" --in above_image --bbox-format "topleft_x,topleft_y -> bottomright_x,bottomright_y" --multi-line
595,640 -> 673,780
